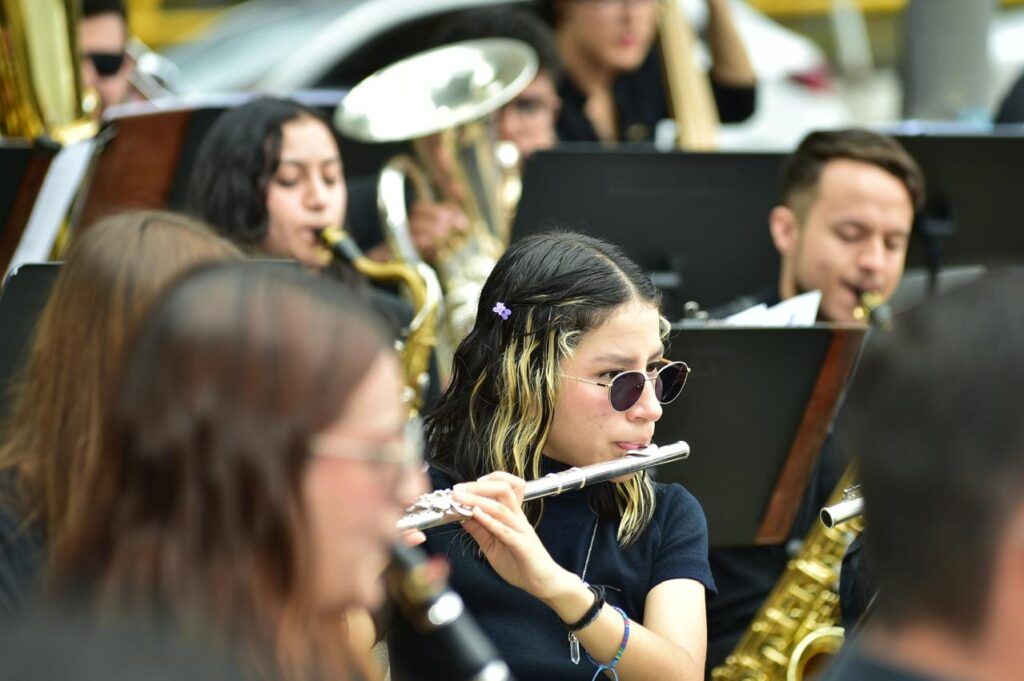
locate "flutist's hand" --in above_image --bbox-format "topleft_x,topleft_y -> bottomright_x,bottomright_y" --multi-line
454,472 -> 577,602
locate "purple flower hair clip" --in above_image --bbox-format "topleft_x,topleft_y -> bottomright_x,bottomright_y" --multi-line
492,301 -> 511,321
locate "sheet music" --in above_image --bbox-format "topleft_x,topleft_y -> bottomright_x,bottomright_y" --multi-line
4,139 -> 96,279
724,290 -> 821,327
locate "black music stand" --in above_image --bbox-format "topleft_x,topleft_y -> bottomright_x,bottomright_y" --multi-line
0,141 -> 60,276
651,324 -> 865,548
892,132 -> 1024,289
512,147 -> 785,319
0,264 -> 60,429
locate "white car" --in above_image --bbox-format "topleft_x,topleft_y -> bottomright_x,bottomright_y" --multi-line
163,0 -> 851,150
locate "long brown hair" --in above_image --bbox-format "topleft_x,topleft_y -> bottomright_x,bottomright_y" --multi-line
0,211 -> 241,557
51,263 -> 391,681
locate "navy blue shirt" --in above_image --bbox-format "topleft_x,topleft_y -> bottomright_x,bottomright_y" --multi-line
390,457 -> 715,681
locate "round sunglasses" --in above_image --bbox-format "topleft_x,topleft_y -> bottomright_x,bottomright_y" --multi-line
561,360 -> 690,412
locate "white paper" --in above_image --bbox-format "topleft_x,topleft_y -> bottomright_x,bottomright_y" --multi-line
724,290 -> 821,327
5,139 -> 96,279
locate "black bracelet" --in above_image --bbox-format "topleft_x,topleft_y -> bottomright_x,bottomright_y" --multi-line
562,584 -> 606,632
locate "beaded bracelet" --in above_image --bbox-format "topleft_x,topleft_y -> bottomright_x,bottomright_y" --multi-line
586,606 -> 630,681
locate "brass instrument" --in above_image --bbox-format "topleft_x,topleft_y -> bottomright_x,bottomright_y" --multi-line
319,227 -> 442,416
656,0 -> 718,149
398,441 -> 689,533
0,0 -> 97,142
334,39 -> 537,357
820,486 -> 863,529
711,466 -> 864,681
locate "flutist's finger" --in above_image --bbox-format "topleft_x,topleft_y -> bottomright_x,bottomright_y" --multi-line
454,478 -> 524,512
476,471 -> 527,502
452,488 -> 525,530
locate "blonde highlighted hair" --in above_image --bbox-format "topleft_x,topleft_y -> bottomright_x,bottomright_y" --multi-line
428,231 -> 665,545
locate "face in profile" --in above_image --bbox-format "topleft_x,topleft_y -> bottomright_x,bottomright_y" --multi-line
772,159 -> 915,323
304,352 -> 426,611
78,12 -> 133,111
497,71 -> 561,161
557,0 -> 658,74
544,300 -> 665,469
263,116 -> 347,269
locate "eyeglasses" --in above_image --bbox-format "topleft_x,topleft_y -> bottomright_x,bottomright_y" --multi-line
85,52 -> 125,77
505,95 -> 560,118
561,359 -> 690,412
311,418 -> 425,490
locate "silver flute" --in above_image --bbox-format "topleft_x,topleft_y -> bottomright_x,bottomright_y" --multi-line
398,441 -> 690,532
820,485 -> 864,529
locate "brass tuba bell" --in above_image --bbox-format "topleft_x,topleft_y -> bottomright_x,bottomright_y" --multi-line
334,39 -> 537,359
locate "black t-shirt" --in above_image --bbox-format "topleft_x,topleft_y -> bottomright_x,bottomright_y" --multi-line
557,45 -> 757,144
389,457 -> 716,681
822,644 -> 961,681
0,480 -> 43,619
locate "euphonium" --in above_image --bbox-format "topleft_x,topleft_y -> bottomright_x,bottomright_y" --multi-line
0,0 -> 97,142
333,39 -> 537,360
319,227 -> 442,416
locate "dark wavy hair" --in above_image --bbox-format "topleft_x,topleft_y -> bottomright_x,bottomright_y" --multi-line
50,263 -> 390,681
426,230 -> 665,545
186,97 -> 330,250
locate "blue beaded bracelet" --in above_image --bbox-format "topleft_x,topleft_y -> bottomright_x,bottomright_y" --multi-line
586,606 -> 630,681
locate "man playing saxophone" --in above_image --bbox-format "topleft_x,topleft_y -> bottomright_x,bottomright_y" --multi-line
708,128 -> 926,673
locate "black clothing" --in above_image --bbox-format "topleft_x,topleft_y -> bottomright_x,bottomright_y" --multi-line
389,457 -> 716,681
0,479 -> 43,618
557,45 -> 756,144
839,534 -> 873,631
822,644 -> 960,681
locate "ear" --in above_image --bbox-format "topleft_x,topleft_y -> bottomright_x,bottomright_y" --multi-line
769,205 -> 800,258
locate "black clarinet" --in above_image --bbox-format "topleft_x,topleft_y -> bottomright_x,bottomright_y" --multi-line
387,543 -> 514,681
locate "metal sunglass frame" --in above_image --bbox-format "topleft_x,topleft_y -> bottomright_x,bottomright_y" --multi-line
561,359 -> 690,412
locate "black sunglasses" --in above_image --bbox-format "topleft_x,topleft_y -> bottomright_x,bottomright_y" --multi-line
562,360 -> 690,412
87,52 -> 125,77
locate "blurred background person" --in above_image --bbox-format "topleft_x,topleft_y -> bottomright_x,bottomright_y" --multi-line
78,0 -> 135,113
540,0 -> 756,143
433,6 -> 563,163
0,211 -> 240,618
825,271 -> 1024,681
50,263 -> 425,681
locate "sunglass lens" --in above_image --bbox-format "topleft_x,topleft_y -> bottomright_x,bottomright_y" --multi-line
610,372 -> 646,411
89,52 -> 125,77
655,362 -> 688,404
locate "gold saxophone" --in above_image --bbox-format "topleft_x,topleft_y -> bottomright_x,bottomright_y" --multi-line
319,227 -> 442,417
333,39 -> 537,365
711,466 -> 864,681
